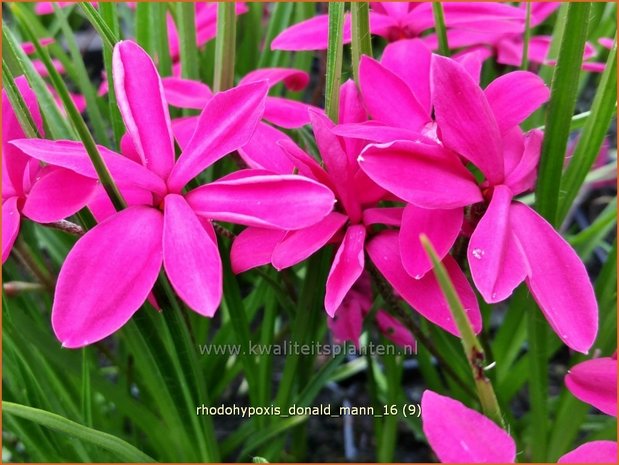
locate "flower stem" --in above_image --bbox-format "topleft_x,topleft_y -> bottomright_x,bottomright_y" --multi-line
432,2 -> 450,56
351,2 -> 372,84
213,1 -> 237,92
521,1 -> 532,70
421,236 -> 505,427
325,2 -> 345,121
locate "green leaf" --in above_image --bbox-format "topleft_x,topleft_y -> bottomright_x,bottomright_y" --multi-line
79,2 -> 120,50
257,2 -> 295,69
557,38 -> 617,223
213,1 -> 237,92
351,2 -> 372,83
2,60 -> 41,138
535,2 -> 591,225
432,2 -> 450,56
325,2 -> 345,121
2,402 -> 156,462
175,3 -> 200,81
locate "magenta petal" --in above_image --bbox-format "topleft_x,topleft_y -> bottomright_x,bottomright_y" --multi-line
10,139 -> 167,195
375,310 -> 416,351
565,357 -> 617,417
2,197 -> 21,263
367,231 -> 481,336
264,97 -> 313,128
510,203 -> 598,353
272,212 -> 347,270
359,140 -> 483,209
504,129 -> 544,195
421,390 -> 516,463
22,168 -> 97,223
432,55 -> 504,184
239,68 -> 309,91
558,441 -> 618,464
468,186 -> 528,303
400,204 -> 462,279
359,55 -> 429,131
238,123 -> 296,173
52,207 -> 163,348
271,14 -> 352,51
162,77 -> 212,109
163,194 -> 222,317
113,41 -> 175,179
328,293 -> 365,348
230,227 -> 286,274
380,39 -> 432,113
167,81 -> 269,192
325,225 -> 366,317
88,185 -> 153,223
485,71 -> 550,134
332,121 -> 423,144
187,173 -> 335,230
363,207 -> 403,227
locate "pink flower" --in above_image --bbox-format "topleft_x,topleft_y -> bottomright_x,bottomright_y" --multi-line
162,67 -> 320,172
357,54 -> 598,353
565,355 -> 617,417
231,80 -> 481,337
11,41 -> 335,348
421,390 -> 516,463
422,389 -> 618,463
271,2 -> 524,51
2,76 -> 96,263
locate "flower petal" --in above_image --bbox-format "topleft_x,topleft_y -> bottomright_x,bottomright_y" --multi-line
510,202 -> 598,353
401,204 -> 462,279
359,140 -> 483,209
504,129 -> 544,195
162,77 -> 212,109
558,441 -> 618,464
565,357 -> 617,416
421,390 -> 516,463
10,139 -> 167,195
432,54 -> 504,184
167,81 -> 269,192
367,231 -> 481,336
325,225 -> 366,317
230,227 -> 286,274
113,40 -> 175,179
239,68 -> 309,91
380,39 -> 432,113
264,97 -> 313,128
359,55 -> 429,131
375,310 -> 416,351
163,194 -> 222,317
271,14 -> 352,51
52,207 -> 163,348
485,71 -> 550,134
468,185 -> 528,303
187,173 -> 335,230
272,212 -> 347,270
2,197 -> 21,263
238,123 -> 296,173
22,167 -> 97,223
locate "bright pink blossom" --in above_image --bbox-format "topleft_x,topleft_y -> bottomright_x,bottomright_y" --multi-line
2,76 -> 96,263
357,53 -> 598,353
272,2 -> 524,51
11,41 -> 335,348
230,80 -> 481,336
565,355 -> 617,417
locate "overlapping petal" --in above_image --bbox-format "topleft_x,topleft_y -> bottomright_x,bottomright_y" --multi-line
230,227 -> 286,274
52,207 -> 163,348
2,197 -> 21,264
565,357 -> 617,417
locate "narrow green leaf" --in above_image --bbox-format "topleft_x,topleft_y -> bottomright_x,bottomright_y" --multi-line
325,2 -> 345,121
80,349 -> 92,428
213,1 -> 237,92
2,60 -> 41,138
557,38 -> 617,223
153,2 -> 172,76
521,2 -> 533,69
79,2 -> 119,50
351,2 -> 372,83
2,402 -> 156,462
432,2 -> 450,56
257,2 -> 295,69
421,236 -> 504,427
536,2 -> 591,225
175,2 -> 200,81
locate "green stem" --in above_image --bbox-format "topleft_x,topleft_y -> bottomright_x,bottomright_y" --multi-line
351,1 -> 372,84
521,2 -> 533,70
81,349 -> 92,427
325,2 -> 345,121
176,2 -> 200,81
432,2 -> 450,56
535,2 -> 591,225
2,60 -> 41,138
213,1 -> 237,92
421,236 -> 504,427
